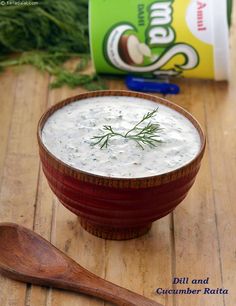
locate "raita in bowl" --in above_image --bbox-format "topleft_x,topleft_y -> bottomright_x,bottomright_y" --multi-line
38,91 -> 206,240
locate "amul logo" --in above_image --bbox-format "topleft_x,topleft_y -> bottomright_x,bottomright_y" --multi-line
197,1 -> 207,31
104,0 -> 199,76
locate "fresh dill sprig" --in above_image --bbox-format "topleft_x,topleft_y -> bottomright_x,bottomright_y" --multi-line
92,108 -> 162,150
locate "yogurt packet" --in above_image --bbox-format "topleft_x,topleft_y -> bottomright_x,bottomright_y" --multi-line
90,0 -> 231,80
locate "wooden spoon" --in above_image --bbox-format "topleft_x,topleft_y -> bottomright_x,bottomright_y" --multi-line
0,223 -> 163,306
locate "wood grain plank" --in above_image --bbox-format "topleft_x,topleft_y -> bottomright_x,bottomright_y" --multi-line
204,81 -> 236,306
0,66 -> 49,306
6,68 -> 49,157
0,68 -> 18,183
168,80 -> 224,306
27,167 -> 55,306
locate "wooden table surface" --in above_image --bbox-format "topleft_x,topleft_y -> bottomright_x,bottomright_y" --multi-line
0,11 -> 236,306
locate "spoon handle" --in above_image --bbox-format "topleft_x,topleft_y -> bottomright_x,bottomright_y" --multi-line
61,267 -> 163,306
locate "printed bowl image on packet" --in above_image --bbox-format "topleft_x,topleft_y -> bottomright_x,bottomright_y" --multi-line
89,0 -> 231,80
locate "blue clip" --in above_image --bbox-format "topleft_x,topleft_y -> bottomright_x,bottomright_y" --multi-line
125,76 -> 180,94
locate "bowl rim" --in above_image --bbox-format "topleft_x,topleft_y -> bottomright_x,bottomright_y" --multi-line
37,90 -> 206,188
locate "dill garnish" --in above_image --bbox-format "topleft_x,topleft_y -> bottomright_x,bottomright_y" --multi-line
92,108 -> 162,150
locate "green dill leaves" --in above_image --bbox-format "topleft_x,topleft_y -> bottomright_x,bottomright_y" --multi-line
0,0 -> 89,54
92,108 -> 162,150
0,0 -> 107,90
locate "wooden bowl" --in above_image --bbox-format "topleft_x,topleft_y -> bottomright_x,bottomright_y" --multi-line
37,91 -> 206,240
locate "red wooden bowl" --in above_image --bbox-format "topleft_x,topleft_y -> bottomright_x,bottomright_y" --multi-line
37,91 -> 206,240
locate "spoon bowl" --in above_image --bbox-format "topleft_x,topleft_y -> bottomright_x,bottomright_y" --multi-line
0,223 -> 69,277
0,223 -> 162,306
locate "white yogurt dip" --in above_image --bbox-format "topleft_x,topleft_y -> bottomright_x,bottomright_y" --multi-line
42,96 -> 201,178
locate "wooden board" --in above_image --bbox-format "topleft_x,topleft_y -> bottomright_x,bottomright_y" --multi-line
0,8 -> 236,306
